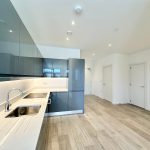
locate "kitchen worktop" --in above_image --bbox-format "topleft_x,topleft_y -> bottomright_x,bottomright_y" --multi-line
0,87 -> 68,150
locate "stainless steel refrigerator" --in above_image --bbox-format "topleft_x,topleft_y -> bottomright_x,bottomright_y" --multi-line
68,59 -> 85,113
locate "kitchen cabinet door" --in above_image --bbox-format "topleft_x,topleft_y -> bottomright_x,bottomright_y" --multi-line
43,58 -> 53,77
68,91 -> 84,111
43,58 -> 68,77
19,57 -> 34,76
53,59 -> 68,77
19,23 -> 35,58
47,92 -> 57,112
47,92 -> 68,112
56,92 -> 68,111
0,0 -> 42,78
19,23 -> 35,76
68,59 -> 85,91
0,0 -> 20,75
12,55 -> 19,75
0,53 -> 13,74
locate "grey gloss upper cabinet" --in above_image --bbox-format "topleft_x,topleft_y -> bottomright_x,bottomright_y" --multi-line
19,22 -> 43,76
53,59 -> 68,77
19,23 -> 35,76
0,0 -> 43,77
43,59 -> 67,77
33,56 -> 43,76
0,0 -> 20,75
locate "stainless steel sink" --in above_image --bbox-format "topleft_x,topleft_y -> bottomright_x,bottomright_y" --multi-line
23,93 -> 47,99
5,105 -> 41,118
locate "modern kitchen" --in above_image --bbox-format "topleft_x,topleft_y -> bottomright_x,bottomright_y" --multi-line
0,0 -> 84,149
1,0 -> 150,150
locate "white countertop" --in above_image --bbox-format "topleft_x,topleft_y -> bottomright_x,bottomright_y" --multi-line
0,88 -> 68,150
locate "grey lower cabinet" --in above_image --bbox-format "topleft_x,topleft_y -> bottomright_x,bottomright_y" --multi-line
36,116 -> 49,150
47,92 -> 68,112
68,91 -> 84,111
56,92 -> 68,111
46,91 -> 84,114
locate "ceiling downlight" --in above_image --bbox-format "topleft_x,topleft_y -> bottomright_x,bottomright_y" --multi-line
74,5 -> 83,15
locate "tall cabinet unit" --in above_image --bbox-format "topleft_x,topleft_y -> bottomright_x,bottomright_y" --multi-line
68,59 -> 85,113
0,0 -> 20,75
46,92 -> 68,113
45,59 -> 85,116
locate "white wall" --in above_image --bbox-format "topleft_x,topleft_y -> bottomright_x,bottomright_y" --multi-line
129,49 -> 150,110
113,54 -> 129,104
92,53 -> 129,104
80,51 -> 93,95
92,49 -> 150,110
37,45 -> 80,59
84,59 -> 93,95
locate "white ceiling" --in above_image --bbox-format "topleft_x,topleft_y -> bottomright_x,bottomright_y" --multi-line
11,0 -> 150,57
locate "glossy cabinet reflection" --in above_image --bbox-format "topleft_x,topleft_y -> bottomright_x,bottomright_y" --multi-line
0,0 -> 20,75
43,58 -> 68,77
0,0 -> 42,78
19,23 -> 41,76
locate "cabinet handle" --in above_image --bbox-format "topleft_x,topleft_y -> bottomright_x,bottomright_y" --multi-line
47,98 -> 51,104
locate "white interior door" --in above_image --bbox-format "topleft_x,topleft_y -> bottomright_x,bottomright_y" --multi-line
130,64 -> 145,108
103,66 -> 112,102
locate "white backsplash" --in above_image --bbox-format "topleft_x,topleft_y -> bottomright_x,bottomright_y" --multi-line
0,77 -> 68,111
0,79 -> 34,105
33,77 -> 68,89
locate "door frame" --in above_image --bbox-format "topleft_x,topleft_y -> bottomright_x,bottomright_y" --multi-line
129,62 -> 146,108
102,65 -> 113,102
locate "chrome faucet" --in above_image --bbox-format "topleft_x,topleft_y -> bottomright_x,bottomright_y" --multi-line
5,88 -> 23,112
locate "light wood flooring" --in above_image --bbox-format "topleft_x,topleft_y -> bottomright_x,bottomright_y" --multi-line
46,96 -> 150,150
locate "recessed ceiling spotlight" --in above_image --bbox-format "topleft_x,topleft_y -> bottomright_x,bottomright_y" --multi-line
66,37 -> 69,41
9,29 -> 13,33
108,43 -> 112,47
92,53 -> 96,56
74,5 -> 83,15
71,20 -> 75,26
67,30 -> 72,36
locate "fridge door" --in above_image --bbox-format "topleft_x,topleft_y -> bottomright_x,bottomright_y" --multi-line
68,59 -> 85,91
68,91 -> 84,111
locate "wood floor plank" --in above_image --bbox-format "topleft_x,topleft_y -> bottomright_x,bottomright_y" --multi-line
45,95 -> 150,150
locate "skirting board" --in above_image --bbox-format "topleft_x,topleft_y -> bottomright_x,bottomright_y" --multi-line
45,110 -> 83,117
